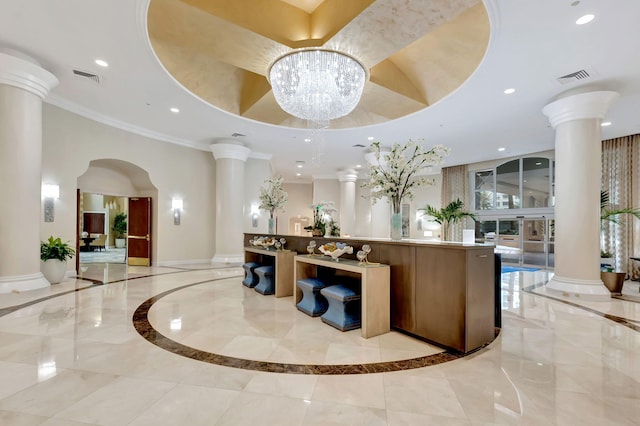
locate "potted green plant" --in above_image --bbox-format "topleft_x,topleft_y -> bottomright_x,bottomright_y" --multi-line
40,236 -> 75,284
113,212 -> 127,248
599,190 -> 640,294
304,202 -> 335,237
419,199 -> 476,241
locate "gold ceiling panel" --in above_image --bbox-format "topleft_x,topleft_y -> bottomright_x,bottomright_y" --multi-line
280,0 -> 324,14
147,0 -> 489,129
323,0 -> 482,68
359,81 -> 428,120
370,59 -> 428,105
181,0 -> 374,48
150,0 -> 289,75
240,91 -> 291,124
389,2 -> 490,105
239,72 -> 272,116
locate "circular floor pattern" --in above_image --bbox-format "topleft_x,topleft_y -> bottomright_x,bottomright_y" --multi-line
132,278 -> 495,375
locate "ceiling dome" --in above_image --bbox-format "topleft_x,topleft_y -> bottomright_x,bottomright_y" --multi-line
147,0 -> 489,129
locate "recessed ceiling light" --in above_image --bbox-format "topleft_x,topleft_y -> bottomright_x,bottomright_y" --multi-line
355,164 -> 362,168
297,164 -> 303,168
498,147 -> 506,152
576,14 -> 594,25
367,136 -> 374,141
535,162 -> 542,166
296,173 -> 301,177
304,138 -> 311,143
601,121 -> 612,126
94,59 -> 108,67
504,88 -> 516,94
170,107 -> 180,113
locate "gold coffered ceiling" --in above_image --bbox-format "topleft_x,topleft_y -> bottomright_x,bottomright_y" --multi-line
148,0 -> 489,129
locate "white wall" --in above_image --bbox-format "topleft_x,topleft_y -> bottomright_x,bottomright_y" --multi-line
280,182 -> 313,235
41,104 -> 217,267
243,158 -> 271,234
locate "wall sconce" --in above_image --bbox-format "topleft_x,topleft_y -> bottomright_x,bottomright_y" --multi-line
251,204 -> 260,228
172,198 -> 183,225
42,184 -> 59,222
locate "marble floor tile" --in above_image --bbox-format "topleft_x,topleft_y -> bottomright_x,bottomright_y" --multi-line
0,265 -> 639,425
313,374 -> 386,409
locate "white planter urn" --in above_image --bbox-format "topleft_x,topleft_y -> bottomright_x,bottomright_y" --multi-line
41,259 -> 67,284
115,238 -> 126,248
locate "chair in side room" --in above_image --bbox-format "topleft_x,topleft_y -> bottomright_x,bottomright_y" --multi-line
90,234 -> 106,251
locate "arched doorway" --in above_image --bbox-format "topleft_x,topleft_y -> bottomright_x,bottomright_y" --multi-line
76,159 -> 158,270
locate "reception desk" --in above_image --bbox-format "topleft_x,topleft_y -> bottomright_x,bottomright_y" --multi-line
245,233 -> 495,353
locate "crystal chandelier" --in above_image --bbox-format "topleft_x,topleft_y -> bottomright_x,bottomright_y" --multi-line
268,48 -> 367,128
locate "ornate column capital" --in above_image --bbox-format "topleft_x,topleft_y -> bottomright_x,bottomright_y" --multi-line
543,90 -> 619,128
210,142 -> 250,162
0,49 -> 58,99
337,170 -> 358,182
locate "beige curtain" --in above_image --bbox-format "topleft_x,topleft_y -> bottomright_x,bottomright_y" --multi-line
441,165 -> 470,241
601,134 -> 640,277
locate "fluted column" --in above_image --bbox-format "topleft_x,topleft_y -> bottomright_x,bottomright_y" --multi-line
365,151 -> 390,238
0,49 -> 58,293
210,142 -> 250,264
337,170 -> 358,237
542,90 -> 619,300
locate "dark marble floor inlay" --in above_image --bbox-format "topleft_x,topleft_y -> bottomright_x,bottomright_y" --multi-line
131,279 -> 485,375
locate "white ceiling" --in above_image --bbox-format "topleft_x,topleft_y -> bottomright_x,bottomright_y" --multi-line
1,0 -> 639,182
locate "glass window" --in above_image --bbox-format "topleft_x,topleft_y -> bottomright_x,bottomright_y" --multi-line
496,160 -> 520,209
522,158 -> 550,208
475,220 -> 496,243
474,170 -> 494,210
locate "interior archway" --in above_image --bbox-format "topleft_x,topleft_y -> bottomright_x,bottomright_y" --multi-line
76,159 -> 158,268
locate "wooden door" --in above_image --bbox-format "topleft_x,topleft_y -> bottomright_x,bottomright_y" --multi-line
127,197 -> 152,266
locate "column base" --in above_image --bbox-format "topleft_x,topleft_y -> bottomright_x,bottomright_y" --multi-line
545,275 -> 611,301
211,254 -> 244,265
0,272 -> 50,294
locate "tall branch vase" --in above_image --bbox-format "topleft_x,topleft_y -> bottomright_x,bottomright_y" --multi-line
390,198 -> 402,240
268,213 -> 275,234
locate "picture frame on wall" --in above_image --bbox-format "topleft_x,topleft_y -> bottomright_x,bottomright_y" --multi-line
402,203 -> 410,237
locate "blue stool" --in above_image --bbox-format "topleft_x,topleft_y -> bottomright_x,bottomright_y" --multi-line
254,266 -> 275,295
296,278 -> 332,317
320,285 -> 361,331
242,262 -> 260,288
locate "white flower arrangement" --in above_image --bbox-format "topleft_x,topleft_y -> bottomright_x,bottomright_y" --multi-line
362,140 -> 449,213
305,201 -> 337,234
258,177 -> 288,218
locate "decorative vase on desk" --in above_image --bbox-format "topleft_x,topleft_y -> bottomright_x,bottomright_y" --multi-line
390,212 -> 402,240
268,216 -> 275,234
389,198 -> 403,240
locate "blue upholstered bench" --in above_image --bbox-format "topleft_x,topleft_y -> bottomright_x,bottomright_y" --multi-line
242,262 -> 261,288
320,284 -> 361,331
296,278 -> 332,317
254,265 -> 275,295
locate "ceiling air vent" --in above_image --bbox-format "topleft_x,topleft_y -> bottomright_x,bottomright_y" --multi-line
231,132 -> 246,137
556,69 -> 590,85
72,69 -> 100,84
352,144 -> 366,148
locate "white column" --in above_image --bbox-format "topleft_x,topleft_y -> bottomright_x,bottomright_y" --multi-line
210,142 -> 250,264
0,50 -> 58,293
365,151 -> 390,238
337,170 -> 358,237
542,90 -> 619,300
